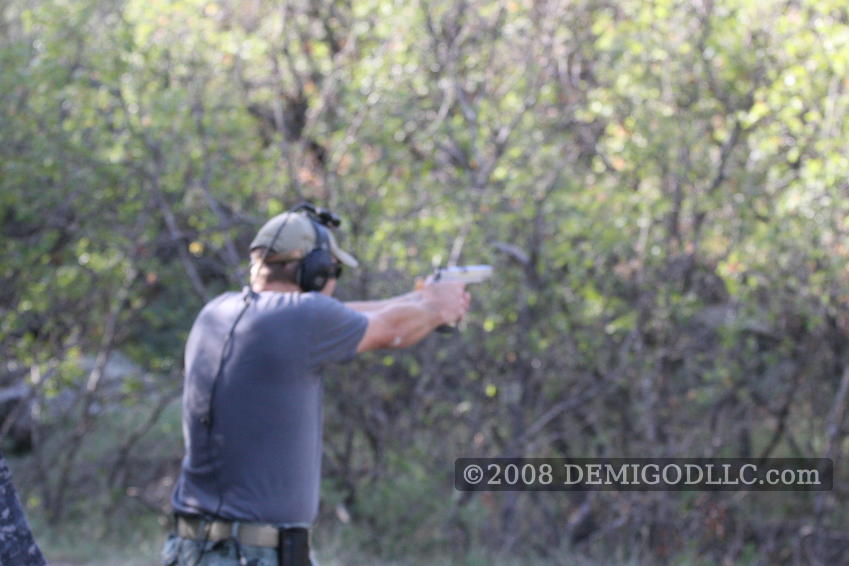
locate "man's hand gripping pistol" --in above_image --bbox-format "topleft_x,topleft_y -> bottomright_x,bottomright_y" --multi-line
415,265 -> 493,333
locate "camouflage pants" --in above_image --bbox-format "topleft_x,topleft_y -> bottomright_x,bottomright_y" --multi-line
161,534 -> 318,566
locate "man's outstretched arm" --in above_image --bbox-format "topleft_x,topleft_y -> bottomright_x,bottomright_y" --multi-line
345,291 -> 420,313
355,281 -> 469,352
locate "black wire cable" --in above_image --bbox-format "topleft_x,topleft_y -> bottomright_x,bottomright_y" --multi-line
188,289 -> 253,566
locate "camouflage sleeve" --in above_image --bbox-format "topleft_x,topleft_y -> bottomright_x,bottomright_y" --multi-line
0,450 -> 46,566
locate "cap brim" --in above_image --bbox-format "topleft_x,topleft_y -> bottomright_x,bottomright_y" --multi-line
326,229 -> 359,268
332,246 -> 359,268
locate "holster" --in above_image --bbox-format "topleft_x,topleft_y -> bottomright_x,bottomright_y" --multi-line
277,527 -> 310,566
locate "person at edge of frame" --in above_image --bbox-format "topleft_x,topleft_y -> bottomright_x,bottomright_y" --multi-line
161,204 -> 471,566
0,450 -> 47,566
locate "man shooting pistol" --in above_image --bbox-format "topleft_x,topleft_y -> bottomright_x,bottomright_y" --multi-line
164,203 -> 480,566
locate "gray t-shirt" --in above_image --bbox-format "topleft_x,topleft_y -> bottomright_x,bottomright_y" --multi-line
171,289 -> 368,527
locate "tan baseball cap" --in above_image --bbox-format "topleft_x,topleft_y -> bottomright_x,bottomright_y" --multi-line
249,212 -> 359,268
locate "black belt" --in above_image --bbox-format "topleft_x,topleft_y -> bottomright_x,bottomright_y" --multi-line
175,514 -> 310,565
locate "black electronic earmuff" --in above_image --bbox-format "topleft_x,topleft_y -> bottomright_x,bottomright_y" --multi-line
296,220 -> 337,292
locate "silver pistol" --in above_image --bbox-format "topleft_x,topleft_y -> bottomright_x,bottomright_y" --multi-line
430,265 -> 492,333
433,264 -> 493,284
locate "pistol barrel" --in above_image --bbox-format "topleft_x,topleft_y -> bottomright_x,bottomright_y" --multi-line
435,265 -> 493,283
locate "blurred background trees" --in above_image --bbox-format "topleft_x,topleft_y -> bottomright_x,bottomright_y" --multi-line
1,0 -> 848,563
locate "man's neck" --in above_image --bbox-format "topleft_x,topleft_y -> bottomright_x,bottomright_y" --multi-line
251,280 -> 302,294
